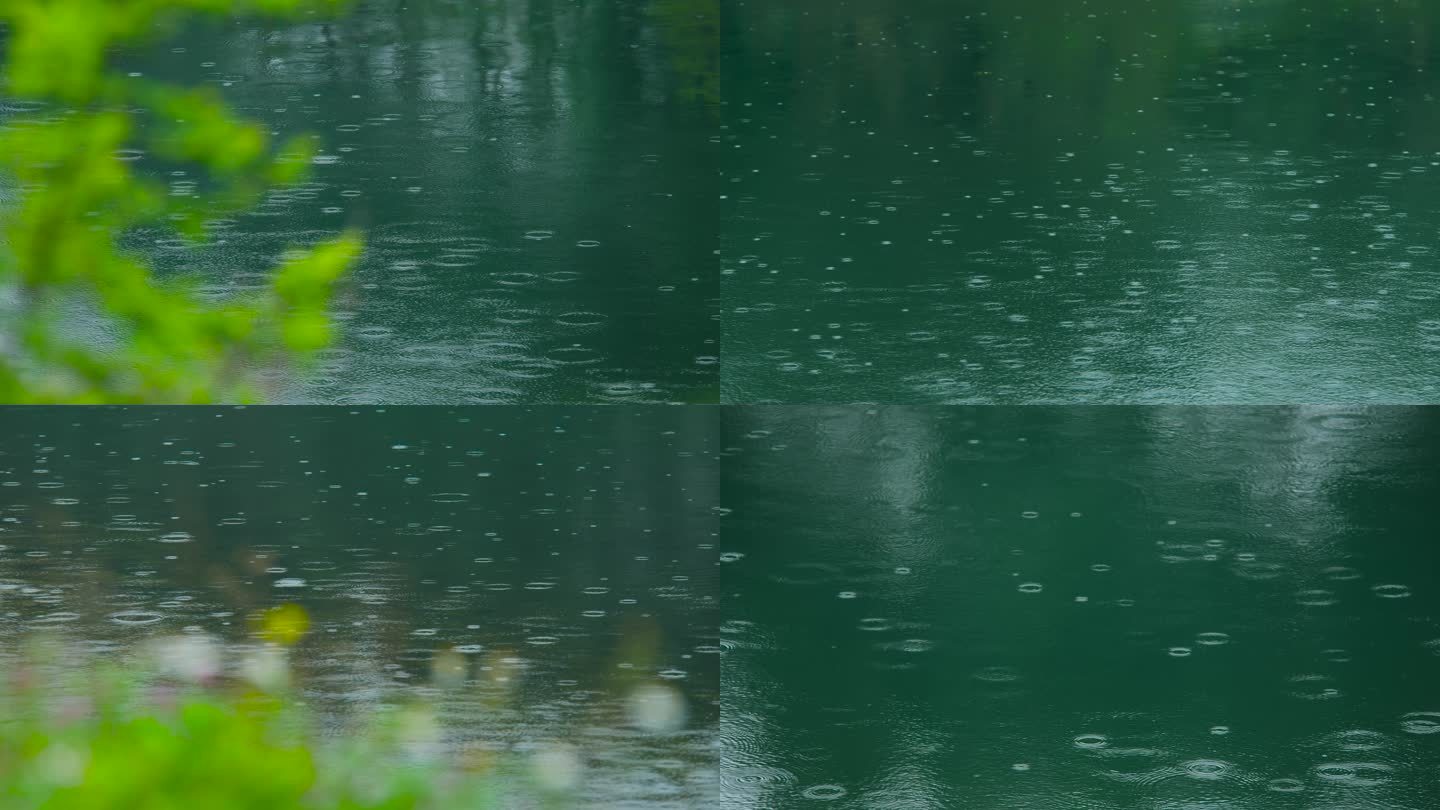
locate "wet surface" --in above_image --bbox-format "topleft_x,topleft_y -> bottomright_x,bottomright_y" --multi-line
723,0 -> 1440,403
0,406 -> 719,807
115,0 -> 719,403
721,406 -> 1440,807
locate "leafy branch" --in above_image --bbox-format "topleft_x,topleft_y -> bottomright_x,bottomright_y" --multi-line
0,0 -> 362,402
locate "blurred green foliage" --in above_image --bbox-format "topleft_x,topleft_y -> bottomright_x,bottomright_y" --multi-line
0,605 -> 541,809
0,0 -> 363,403
0,691 -> 511,809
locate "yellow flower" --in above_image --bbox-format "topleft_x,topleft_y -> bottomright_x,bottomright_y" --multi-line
257,603 -> 310,646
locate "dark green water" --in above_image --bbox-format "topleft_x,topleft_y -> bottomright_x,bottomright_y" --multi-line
723,0 -> 1440,403
0,406 -> 719,806
722,407 -> 1440,807
118,0 -> 718,404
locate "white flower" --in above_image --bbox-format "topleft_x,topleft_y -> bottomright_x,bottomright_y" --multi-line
625,683 -> 687,733
34,743 -> 87,786
530,743 -> 583,792
148,635 -> 221,684
239,646 -> 291,692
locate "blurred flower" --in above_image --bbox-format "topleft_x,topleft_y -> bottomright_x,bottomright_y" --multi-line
625,683 -> 688,733
33,742 -> 88,787
396,704 -> 442,761
529,742 -> 583,793
148,634 -> 222,684
430,647 -> 467,688
240,646 -> 291,692
257,603 -> 310,646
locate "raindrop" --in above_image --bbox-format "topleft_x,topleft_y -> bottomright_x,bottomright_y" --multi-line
800,785 -> 847,801
1401,712 -> 1440,735
109,610 -> 164,625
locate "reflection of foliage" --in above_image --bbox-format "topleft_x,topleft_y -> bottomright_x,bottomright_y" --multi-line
735,0 -> 1440,144
650,0 -> 718,105
0,0 -> 362,403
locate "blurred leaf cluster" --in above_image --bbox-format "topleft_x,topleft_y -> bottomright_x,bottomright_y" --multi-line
0,605 -> 531,809
0,0 -> 363,403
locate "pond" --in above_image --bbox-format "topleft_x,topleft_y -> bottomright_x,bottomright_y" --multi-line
109,0 -> 719,404
722,406 -> 1440,807
0,406 -> 719,806
723,0 -> 1440,403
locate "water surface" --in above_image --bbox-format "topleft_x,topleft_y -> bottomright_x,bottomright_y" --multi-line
0,406 -> 719,806
723,0 -> 1440,402
722,406 -> 1440,807
103,0 -> 719,403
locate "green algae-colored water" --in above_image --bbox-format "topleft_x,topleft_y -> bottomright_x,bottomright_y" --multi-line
722,406 -> 1440,807
723,0 -> 1440,403
116,0 -> 719,404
